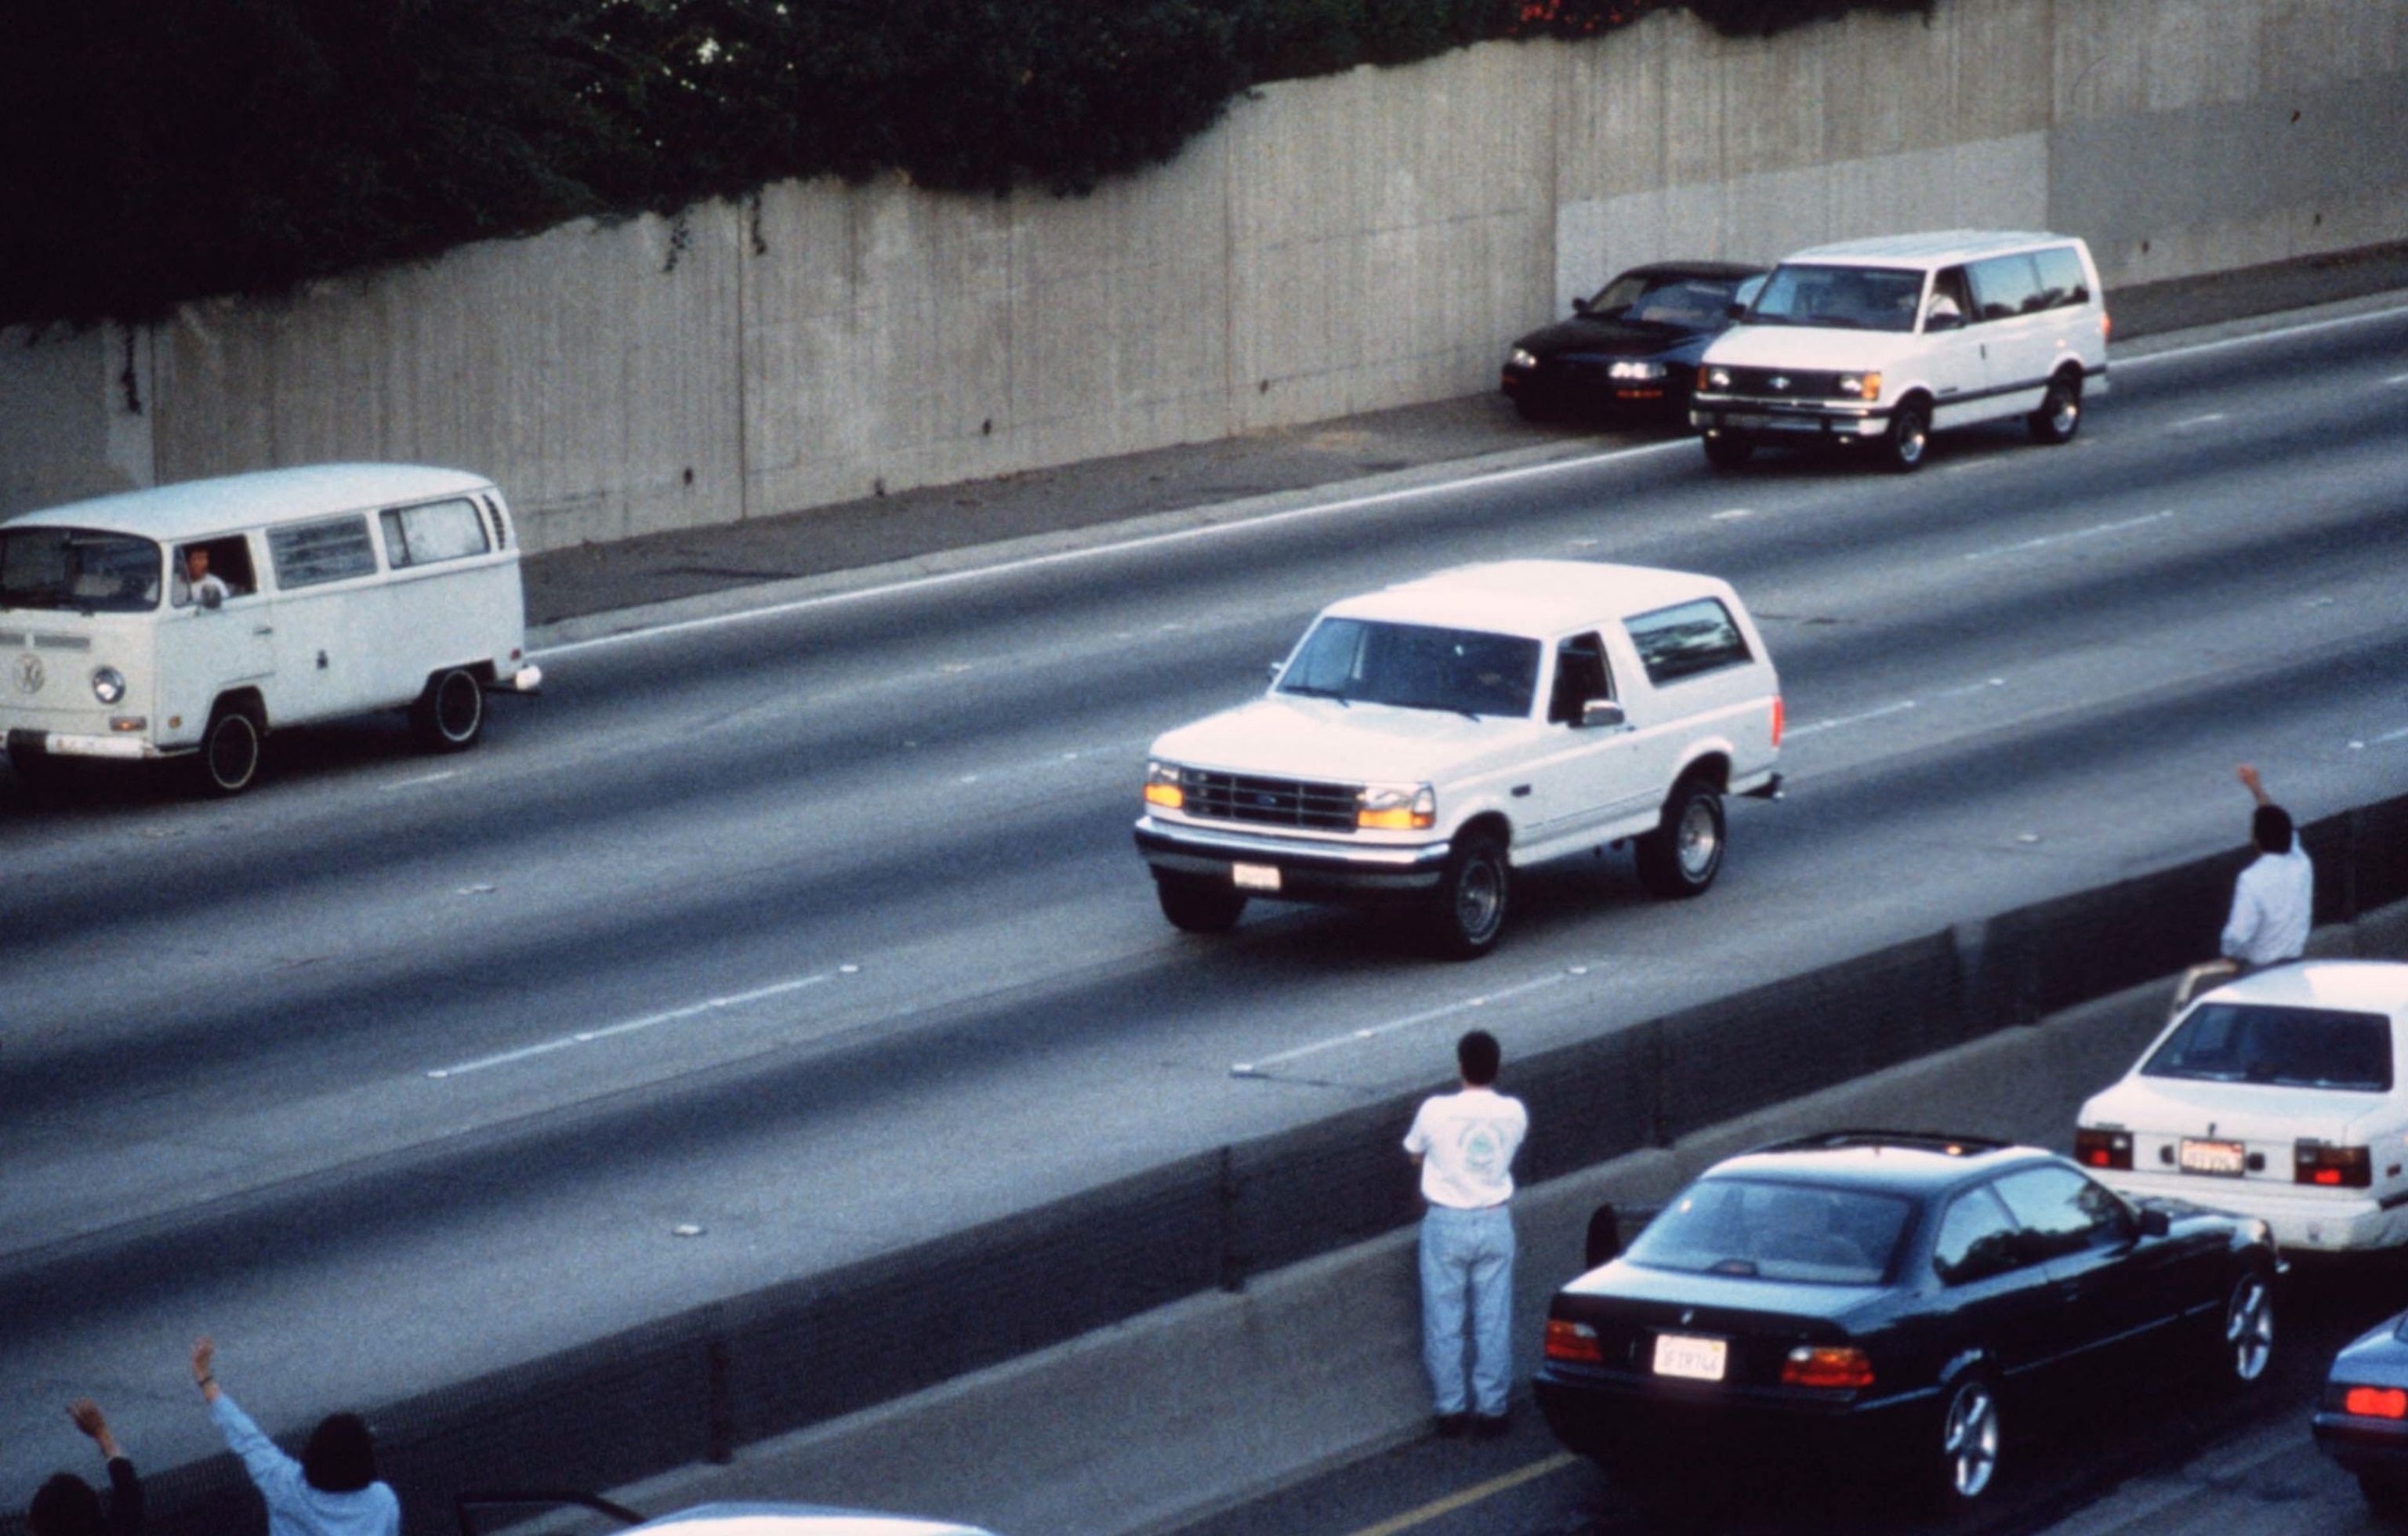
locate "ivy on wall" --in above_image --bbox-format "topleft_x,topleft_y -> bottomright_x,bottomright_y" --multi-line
0,0 -> 1930,327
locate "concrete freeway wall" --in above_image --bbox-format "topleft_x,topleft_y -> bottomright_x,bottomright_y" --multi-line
2,0 -> 2403,547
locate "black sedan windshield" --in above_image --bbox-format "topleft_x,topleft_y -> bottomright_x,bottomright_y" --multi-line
1623,1178 -> 1911,1285
0,527 -> 162,613
1278,618 -> 1539,719
1585,273 -> 1746,328
2143,1003 -> 2394,1091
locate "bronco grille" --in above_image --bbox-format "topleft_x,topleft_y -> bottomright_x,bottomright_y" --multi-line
1180,769 -> 1358,831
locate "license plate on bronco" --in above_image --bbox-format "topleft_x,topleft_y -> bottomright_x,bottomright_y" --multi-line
1231,862 -> 1281,892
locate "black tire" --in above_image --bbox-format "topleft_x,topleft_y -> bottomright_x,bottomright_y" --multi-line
1426,831 -> 1509,960
9,743 -> 69,792
194,705 -> 263,797
409,667 -> 485,752
2213,1268 -> 2275,1387
1156,878 -> 1246,933
1880,399 -> 1930,472
1927,1373 -> 2002,1509
1634,779 -> 1725,899
1511,394 -> 1551,424
2027,371 -> 2083,444
1702,430 -> 1753,469
2359,1471 -> 2408,1519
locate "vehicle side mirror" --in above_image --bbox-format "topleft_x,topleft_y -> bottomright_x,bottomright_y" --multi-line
2135,1205 -> 2170,1238
1572,295 -> 1590,316
1726,302 -> 1748,321
1577,698 -> 1625,730
199,585 -> 223,610
1266,661 -> 1284,683
1585,1203 -> 1622,1270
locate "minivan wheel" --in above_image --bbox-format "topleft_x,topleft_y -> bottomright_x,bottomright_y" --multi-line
2028,372 -> 2083,444
195,705 -> 263,797
1931,1374 -> 2000,1506
2217,1270 -> 2275,1385
410,668 -> 485,752
1634,779 -> 1724,899
1882,400 -> 1930,472
1156,878 -> 1246,933
1426,832 -> 1509,960
1702,431 -> 1753,469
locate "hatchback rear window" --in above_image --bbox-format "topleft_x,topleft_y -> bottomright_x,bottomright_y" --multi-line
2142,1003 -> 2395,1092
1623,1178 -> 1911,1285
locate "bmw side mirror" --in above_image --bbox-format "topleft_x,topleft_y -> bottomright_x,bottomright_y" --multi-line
1585,1203 -> 1622,1270
2136,1205 -> 2170,1238
1577,698 -> 1626,730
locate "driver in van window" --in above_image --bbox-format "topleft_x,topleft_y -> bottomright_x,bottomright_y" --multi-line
172,545 -> 230,609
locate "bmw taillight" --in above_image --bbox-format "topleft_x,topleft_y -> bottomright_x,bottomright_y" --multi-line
2297,1142 -> 2373,1187
1545,1318 -> 1605,1364
1782,1345 -> 1874,1389
2076,1127 -> 2134,1171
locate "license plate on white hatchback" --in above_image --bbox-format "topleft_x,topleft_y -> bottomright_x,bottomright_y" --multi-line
1652,1332 -> 1728,1382
1231,862 -> 1282,892
2179,1137 -> 2247,1177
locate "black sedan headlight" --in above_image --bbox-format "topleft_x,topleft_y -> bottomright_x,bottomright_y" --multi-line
1607,361 -> 1668,381
1507,347 -> 1539,371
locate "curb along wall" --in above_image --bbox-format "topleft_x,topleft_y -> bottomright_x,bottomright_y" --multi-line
5,0 -> 2406,539
49,789 -> 2408,1536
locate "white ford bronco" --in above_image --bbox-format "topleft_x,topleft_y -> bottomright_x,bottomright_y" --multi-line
1133,560 -> 1782,958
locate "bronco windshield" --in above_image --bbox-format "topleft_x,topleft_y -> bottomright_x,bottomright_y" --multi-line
1278,618 -> 1540,719
1745,263 -> 1925,333
0,527 -> 163,614
1623,1178 -> 1912,1286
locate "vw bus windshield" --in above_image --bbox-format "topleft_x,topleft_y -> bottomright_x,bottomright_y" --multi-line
0,528 -> 163,614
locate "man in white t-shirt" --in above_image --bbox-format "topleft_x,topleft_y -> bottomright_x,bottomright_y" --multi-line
1403,1029 -> 1528,1440
2175,764 -> 2316,1013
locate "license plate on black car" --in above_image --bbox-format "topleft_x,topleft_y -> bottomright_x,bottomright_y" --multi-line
1652,1333 -> 1727,1382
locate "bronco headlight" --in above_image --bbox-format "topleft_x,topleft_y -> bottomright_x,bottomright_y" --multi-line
1358,783 -> 1436,831
1608,360 -> 1667,381
91,667 -> 126,705
1144,760 -> 1185,810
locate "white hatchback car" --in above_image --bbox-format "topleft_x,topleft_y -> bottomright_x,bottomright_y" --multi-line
2076,962 -> 2408,1252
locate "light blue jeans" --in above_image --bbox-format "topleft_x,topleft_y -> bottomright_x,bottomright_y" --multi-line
1420,1203 -> 1515,1417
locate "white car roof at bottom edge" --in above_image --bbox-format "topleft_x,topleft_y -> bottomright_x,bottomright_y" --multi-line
2,464 -> 493,545
1323,560 -> 1735,640
1777,230 -> 2074,268
631,1504 -> 995,1536
2199,960 -> 2408,1017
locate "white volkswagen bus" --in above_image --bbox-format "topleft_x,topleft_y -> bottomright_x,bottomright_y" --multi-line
0,463 -> 540,795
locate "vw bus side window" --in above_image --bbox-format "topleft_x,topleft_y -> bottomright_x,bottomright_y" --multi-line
268,516 -> 379,589
380,498 -> 491,569
0,528 -> 162,613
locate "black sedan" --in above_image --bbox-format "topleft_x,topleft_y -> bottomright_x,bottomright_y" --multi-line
1534,1131 -> 2280,1520
1499,261 -> 1765,424
2316,1310 -> 2408,1515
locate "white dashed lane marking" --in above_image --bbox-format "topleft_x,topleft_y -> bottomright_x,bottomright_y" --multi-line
425,969 -> 852,1079
1231,972 -> 1575,1078
1961,509 -> 2174,561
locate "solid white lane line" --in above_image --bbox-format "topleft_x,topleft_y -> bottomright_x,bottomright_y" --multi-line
2377,725 -> 2408,744
426,970 -> 842,1079
532,439 -> 1697,660
2169,412 -> 2228,430
2388,373 -> 2408,386
1231,973 -> 1573,1077
1785,700 -> 1917,738
386,770 -> 459,789
1961,509 -> 2174,561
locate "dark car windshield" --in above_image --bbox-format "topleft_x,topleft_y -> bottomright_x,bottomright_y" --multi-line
1745,263 -> 1924,333
1277,618 -> 1539,719
1623,1177 -> 1912,1285
1586,273 -> 1749,329
0,527 -> 163,613
2142,1002 -> 2395,1091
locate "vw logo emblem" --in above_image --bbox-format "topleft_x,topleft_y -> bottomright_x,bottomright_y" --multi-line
13,653 -> 42,695
1769,375 -> 1790,391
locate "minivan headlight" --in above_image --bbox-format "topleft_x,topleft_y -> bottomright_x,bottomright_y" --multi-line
1837,371 -> 1881,400
1144,760 -> 1185,810
91,667 -> 126,705
1358,783 -> 1436,831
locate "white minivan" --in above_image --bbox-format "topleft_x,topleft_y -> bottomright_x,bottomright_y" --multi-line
1691,230 -> 2109,472
0,463 -> 539,795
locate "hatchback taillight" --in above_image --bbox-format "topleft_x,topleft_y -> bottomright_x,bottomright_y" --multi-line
2076,1127 -> 2134,1171
1545,1318 -> 1604,1364
2296,1142 -> 2373,1188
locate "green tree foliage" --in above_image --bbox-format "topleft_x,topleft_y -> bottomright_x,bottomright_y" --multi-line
0,0 -> 1929,325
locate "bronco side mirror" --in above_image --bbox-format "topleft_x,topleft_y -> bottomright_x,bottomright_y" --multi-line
1577,698 -> 1625,730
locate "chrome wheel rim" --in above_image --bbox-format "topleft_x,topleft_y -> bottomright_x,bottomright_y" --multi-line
1454,854 -> 1503,944
1676,799 -> 1721,881
1942,1380 -> 1999,1498
2050,386 -> 2079,436
1895,412 -> 1927,466
2226,1275 -> 2273,1381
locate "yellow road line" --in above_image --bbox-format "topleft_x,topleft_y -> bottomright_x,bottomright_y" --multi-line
1339,1451 -> 1583,1536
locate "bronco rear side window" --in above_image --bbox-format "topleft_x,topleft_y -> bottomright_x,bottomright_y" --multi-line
1626,599 -> 1750,686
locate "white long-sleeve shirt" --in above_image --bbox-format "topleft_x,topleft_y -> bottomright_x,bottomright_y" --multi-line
2221,838 -> 2313,965
211,1394 -> 401,1536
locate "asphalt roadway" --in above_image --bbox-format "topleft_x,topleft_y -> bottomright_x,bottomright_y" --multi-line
520,240 -> 2408,634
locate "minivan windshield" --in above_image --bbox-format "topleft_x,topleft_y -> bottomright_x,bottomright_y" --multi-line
2142,1002 -> 2394,1092
1623,1177 -> 1910,1285
1746,263 -> 1924,333
0,527 -> 162,614
1277,618 -> 1540,719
